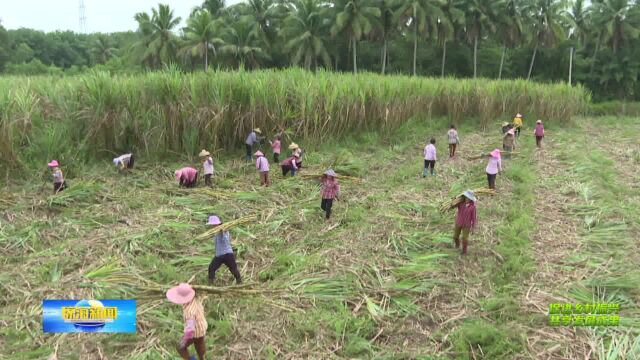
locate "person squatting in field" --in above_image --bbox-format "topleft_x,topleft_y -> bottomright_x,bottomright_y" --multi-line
199,150 -> 214,187
486,149 -> 502,190
453,190 -> 477,255
245,128 -> 262,161
206,215 -> 242,284
320,169 -> 340,220
254,151 -> 270,186
534,120 -> 545,148
447,125 -> 460,158
281,153 -> 300,176
166,283 -> 207,360
423,138 -> 437,177
175,167 -> 199,188
113,153 -> 134,170
48,160 -> 67,194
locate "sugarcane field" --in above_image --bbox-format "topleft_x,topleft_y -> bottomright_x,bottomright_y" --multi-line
2,2 -> 640,359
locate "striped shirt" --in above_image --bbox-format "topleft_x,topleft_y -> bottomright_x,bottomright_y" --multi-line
424,144 -> 437,161
256,156 -> 270,172
183,297 -> 207,338
455,202 -> 477,229
321,178 -> 340,199
447,129 -> 458,144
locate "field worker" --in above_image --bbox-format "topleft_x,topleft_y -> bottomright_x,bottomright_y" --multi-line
423,138 -> 437,177
534,120 -> 545,148
245,128 -> 262,161
281,153 -> 300,177
175,167 -> 199,188
503,129 -> 516,159
254,151 -> 270,186
48,160 -> 67,194
289,143 -> 304,168
166,283 -> 207,360
113,153 -> 134,170
486,149 -> 502,190
270,135 -> 282,163
447,125 -> 459,158
513,113 -> 523,137
320,169 -> 340,220
199,150 -> 214,187
453,190 -> 477,255
501,122 -> 510,134
207,216 -> 242,284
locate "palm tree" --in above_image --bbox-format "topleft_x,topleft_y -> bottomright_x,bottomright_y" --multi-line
220,15 -> 271,69
90,35 -> 117,64
133,12 -> 155,67
524,0 -> 568,80
134,4 -> 182,68
461,0 -> 497,78
201,0 -> 226,17
182,10 -> 223,71
331,0 -> 381,73
567,0 -> 589,48
372,0 -> 400,74
280,0 -> 332,70
591,0 -> 640,53
495,0 -> 523,79
438,0 -> 465,77
396,0 -> 445,76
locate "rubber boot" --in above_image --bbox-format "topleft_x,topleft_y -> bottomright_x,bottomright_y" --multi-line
423,168 -> 429,177
431,170 -> 436,177
461,239 -> 468,255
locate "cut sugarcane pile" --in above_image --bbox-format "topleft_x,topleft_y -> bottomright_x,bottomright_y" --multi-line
439,188 -> 496,212
195,215 -> 257,240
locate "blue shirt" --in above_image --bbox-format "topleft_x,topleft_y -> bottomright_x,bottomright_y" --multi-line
245,132 -> 257,146
214,231 -> 233,257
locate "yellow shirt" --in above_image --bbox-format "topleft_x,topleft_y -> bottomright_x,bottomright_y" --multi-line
183,297 -> 208,338
513,117 -> 523,128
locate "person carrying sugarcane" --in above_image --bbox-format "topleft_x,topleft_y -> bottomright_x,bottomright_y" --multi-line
447,125 -> 460,158
245,128 -> 262,161
423,138 -> 437,177
503,129 -> 516,159
512,113 -> 523,137
254,151 -> 270,186
175,167 -> 199,188
534,120 -> 545,148
199,150 -> 214,187
112,153 -> 134,170
486,149 -> 502,190
270,135 -> 282,163
453,190 -> 477,255
166,283 -> 208,360
48,160 -> 67,194
206,216 -> 242,284
320,169 -> 340,220
281,153 -> 300,177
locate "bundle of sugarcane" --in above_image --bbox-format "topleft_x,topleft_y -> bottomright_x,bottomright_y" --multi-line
439,188 -> 496,212
195,215 -> 257,240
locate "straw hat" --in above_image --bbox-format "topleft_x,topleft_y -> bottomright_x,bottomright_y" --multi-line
288,143 -> 299,150
515,113 -> 522,118
254,150 -> 264,157
199,149 -> 210,157
502,122 -> 509,127
536,120 -> 542,124
324,169 -> 337,177
207,215 -> 221,225
166,283 -> 195,305
463,190 -> 477,202
490,149 -> 501,158
254,128 -> 262,134
48,160 -> 59,167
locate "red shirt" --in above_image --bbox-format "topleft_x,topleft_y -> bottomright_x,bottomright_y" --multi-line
281,156 -> 298,169
321,178 -> 340,199
455,202 -> 477,229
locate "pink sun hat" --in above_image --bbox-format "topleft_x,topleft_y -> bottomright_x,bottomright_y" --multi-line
254,150 -> 264,157
166,283 -> 195,305
48,160 -> 59,167
207,215 -> 221,225
490,149 -> 502,158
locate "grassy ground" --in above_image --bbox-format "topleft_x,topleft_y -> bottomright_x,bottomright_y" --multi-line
1,117 -> 638,359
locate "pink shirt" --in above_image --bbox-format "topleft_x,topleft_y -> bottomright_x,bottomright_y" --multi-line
534,124 -> 545,136
271,139 -> 281,154
424,144 -> 437,161
256,156 -> 270,172
455,202 -> 477,229
486,157 -> 502,175
321,178 -> 340,199
177,167 -> 198,182
282,156 -> 298,169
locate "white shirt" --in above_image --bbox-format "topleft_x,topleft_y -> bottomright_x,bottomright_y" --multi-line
114,154 -> 132,166
203,157 -> 214,175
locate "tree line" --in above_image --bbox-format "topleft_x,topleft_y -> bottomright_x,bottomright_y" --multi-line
1,0 -> 639,101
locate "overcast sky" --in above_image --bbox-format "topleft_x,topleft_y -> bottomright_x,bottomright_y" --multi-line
0,0 -> 241,33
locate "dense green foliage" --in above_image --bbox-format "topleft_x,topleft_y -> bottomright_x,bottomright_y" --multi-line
1,0 -> 640,100
0,69 -> 587,171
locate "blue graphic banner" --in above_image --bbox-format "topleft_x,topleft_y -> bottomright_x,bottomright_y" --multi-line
43,299 -> 136,333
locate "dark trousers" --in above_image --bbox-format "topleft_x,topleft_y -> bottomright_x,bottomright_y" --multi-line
536,136 -> 543,148
127,154 -> 135,169
449,143 -> 457,157
53,181 -> 67,193
273,153 -> 280,163
204,174 -> 212,187
245,144 -> 252,160
515,127 -> 521,137
208,253 -> 241,283
424,159 -> 435,173
177,336 -> 205,360
180,176 -> 198,188
487,173 -> 497,190
321,198 -> 334,219
282,165 -> 296,177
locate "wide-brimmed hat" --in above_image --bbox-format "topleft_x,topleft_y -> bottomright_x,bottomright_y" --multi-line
324,169 -> 337,177
462,190 -> 477,202
515,113 -> 522,118
48,160 -> 59,167
166,283 -> 195,305
254,128 -> 262,134
254,150 -> 264,157
536,120 -> 542,124
288,143 -> 299,150
490,149 -> 501,158
502,122 -> 509,127
207,215 -> 221,225
199,149 -> 210,157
